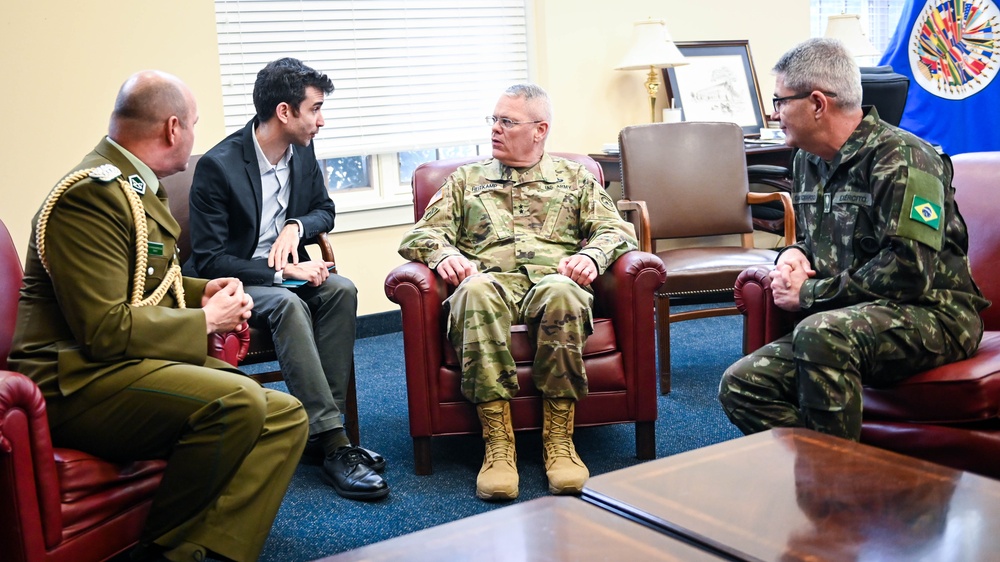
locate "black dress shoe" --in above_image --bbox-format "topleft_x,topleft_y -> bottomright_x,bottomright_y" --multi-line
322,446 -> 390,501
303,437 -> 386,472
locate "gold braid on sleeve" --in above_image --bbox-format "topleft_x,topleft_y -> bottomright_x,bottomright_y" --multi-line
36,168 -> 186,308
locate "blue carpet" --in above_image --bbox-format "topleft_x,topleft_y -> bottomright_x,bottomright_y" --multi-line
248,309 -> 745,561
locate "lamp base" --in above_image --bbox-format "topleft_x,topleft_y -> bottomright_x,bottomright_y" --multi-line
644,65 -> 661,123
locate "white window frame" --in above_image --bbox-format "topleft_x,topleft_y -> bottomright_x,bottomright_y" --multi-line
214,0 -> 533,232
811,0 -> 908,66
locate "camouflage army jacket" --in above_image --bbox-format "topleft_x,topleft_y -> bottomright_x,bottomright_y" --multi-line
398,153 -> 636,284
786,107 -> 988,352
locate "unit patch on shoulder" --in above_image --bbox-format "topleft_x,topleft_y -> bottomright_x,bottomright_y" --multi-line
128,174 -> 147,195
910,195 -> 941,230
89,164 -> 121,182
599,192 -> 615,212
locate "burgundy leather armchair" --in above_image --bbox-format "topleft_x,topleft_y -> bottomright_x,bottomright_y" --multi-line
734,151 -> 1000,479
0,213 -> 244,562
385,153 -> 666,475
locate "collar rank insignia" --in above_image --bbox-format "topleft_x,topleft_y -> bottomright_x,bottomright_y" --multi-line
910,196 -> 941,230
128,174 -> 147,195
89,164 -> 121,183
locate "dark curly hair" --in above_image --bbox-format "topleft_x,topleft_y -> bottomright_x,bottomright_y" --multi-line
253,57 -> 334,122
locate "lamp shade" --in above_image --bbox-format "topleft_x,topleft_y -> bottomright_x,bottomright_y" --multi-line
615,19 -> 688,70
824,14 -> 880,57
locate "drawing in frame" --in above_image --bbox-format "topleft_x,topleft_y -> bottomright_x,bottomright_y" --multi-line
663,40 -> 766,135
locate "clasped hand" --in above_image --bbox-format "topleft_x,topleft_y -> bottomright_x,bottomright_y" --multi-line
202,278 -> 253,334
769,248 -> 815,311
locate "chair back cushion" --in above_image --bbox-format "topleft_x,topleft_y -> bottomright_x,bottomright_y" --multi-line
160,154 -> 202,264
0,217 -> 23,369
619,121 -> 754,240
411,153 -> 604,222
860,66 -> 910,127
952,152 -> 1000,329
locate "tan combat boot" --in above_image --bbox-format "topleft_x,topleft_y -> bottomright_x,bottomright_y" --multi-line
475,399 -> 518,500
542,397 -> 589,494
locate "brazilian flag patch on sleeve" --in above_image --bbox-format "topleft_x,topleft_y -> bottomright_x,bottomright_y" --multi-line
909,195 -> 941,230
895,167 -> 944,251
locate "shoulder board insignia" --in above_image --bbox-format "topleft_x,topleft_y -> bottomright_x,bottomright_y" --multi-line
89,164 -> 121,182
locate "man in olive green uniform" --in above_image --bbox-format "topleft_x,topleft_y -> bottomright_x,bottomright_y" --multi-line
718,39 -> 988,440
399,84 -> 636,500
7,71 -> 308,562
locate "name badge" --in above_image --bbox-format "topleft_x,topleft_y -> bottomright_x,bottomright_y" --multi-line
833,192 -> 873,206
147,242 -> 164,256
471,183 -> 501,194
793,193 -> 818,205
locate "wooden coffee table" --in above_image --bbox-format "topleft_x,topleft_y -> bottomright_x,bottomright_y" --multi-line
583,428 -> 1000,561
316,496 -> 719,561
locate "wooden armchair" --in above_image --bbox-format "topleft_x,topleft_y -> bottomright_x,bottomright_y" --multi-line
616,122 -> 795,394
734,152 -> 1000,479
384,153 -> 666,475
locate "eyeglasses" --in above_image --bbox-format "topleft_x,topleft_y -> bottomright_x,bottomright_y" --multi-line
772,91 -> 838,113
485,116 -> 543,129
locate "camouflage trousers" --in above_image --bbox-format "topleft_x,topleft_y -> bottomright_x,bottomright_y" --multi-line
444,272 -> 593,404
718,301 -> 978,440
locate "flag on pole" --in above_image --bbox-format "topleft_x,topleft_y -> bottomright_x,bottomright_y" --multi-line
880,0 -> 1000,155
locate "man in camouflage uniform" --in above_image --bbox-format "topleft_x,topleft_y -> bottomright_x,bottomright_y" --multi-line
718,38 -> 987,440
398,84 -> 636,500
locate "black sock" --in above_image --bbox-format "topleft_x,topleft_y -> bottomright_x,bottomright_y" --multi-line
317,427 -> 351,457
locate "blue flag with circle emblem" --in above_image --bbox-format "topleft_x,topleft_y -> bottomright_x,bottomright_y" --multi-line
880,0 -> 1000,155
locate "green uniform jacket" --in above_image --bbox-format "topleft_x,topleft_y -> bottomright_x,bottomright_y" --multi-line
8,138 -> 224,408
785,108 -> 989,355
398,153 -> 636,283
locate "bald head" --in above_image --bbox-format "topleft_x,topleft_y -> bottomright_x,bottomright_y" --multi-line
109,70 -> 193,139
107,70 -> 199,178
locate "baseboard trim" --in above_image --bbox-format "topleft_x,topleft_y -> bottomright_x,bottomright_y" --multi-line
357,309 -> 402,339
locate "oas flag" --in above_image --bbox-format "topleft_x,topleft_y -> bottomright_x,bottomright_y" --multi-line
880,0 -> 1000,155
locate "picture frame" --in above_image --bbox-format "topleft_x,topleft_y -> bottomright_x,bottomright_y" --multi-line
663,40 -> 766,136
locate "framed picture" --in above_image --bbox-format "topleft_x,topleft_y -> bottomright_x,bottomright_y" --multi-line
663,40 -> 766,136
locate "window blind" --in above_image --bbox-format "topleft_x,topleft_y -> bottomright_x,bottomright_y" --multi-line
810,0 -> 906,54
215,0 -> 529,158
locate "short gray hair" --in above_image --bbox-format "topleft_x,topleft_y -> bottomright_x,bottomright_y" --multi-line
503,83 -> 553,122
772,38 -> 862,110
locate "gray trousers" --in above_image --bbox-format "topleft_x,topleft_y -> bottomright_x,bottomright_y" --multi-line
246,274 -> 358,436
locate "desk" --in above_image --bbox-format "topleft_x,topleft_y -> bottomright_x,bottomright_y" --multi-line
316,496 -> 719,561
589,143 -> 793,186
583,428 -> 1000,561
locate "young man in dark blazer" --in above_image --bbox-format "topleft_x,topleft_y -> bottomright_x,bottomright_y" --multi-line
187,58 -> 388,501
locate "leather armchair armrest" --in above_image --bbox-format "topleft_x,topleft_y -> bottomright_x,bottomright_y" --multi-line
733,265 -> 800,353
746,164 -> 792,190
593,251 -> 666,418
0,370 -> 62,548
208,323 -> 251,366
385,262 -> 447,437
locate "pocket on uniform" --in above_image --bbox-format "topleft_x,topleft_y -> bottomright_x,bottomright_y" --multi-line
143,254 -> 171,290
540,188 -> 577,240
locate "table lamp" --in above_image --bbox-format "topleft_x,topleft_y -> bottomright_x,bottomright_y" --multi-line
823,13 -> 880,58
615,19 -> 688,123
